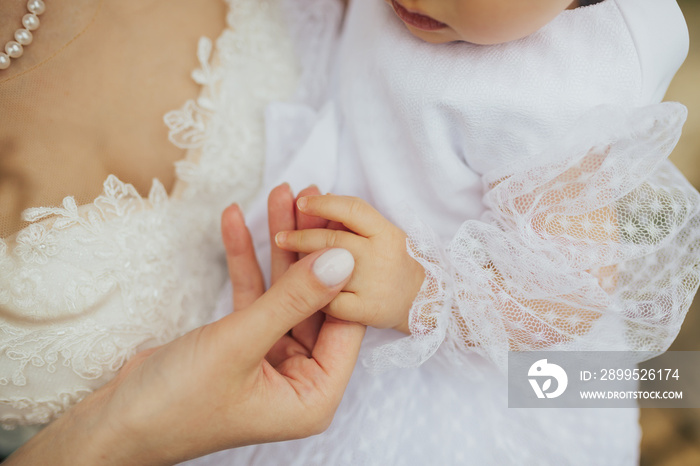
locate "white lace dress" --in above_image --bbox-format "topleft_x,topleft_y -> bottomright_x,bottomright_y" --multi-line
0,0 -> 298,428
189,0 -> 700,465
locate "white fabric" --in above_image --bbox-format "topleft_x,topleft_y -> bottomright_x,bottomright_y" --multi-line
188,0 -> 698,465
340,0 -> 695,372
0,0 -> 298,427
616,0 -> 690,103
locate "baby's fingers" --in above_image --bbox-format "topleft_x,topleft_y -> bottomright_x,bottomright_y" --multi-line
276,228 -> 364,255
297,195 -> 386,237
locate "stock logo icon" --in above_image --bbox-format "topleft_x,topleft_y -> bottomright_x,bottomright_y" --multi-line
528,359 -> 568,399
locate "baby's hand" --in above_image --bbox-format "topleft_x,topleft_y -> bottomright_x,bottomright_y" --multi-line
275,195 -> 425,333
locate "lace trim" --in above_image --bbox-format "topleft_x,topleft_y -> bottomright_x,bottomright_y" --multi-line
164,38 -> 219,150
1,389 -> 92,429
0,176 -> 168,317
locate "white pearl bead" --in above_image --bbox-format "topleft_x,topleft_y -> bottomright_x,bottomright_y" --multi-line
0,53 -> 10,70
5,41 -> 23,59
27,0 -> 46,15
22,13 -> 40,31
14,29 -> 33,46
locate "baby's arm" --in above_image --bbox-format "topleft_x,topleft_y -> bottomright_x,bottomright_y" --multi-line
275,194 -> 608,346
277,104 -> 700,371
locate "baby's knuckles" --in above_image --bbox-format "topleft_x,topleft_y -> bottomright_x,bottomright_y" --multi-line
348,196 -> 386,235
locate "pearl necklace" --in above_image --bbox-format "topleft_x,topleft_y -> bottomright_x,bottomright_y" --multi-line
0,1 -> 46,70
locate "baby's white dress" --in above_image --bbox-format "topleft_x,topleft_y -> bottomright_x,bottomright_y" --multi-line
191,0 -> 700,465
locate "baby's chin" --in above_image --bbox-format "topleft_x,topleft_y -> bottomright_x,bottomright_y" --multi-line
401,20 -> 520,45
404,24 -> 548,46
403,24 -> 461,44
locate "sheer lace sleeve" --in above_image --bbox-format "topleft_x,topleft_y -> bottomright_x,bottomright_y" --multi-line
370,102 -> 700,372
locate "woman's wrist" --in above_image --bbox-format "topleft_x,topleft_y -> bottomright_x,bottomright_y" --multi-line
5,391 -> 111,465
5,384 -> 154,466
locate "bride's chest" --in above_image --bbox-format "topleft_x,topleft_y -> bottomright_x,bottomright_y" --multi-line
0,0 -> 227,237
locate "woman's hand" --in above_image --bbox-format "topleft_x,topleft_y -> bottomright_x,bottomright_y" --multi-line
7,203 -> 365,466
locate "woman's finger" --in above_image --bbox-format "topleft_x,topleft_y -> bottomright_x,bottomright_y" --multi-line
228,248 -> 355,364
291,186 -> 328,350
265,334 -> 311,368
290,310 -> 325,354
296,186 -> 328,234
268,183 -> 298,284
326,291 -> 365,323
275,228 -> 364,255
311,315 -> 366,404
221,204 -> 265,311
327,220 -> 349,232
296,195 -> 385,237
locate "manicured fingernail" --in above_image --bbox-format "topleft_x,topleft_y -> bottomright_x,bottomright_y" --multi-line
275,231 -> 286,246
297,197 -> 308,210
313,248 -> 354,286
